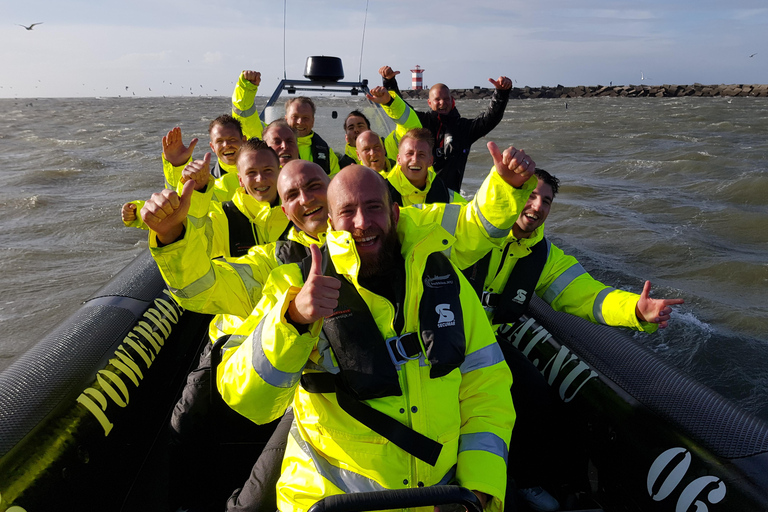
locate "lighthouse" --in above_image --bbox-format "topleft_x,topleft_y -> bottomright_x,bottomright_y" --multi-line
411,65 -> 425,90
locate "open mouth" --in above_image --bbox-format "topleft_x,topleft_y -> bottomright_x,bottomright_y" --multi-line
354,235 -> 378,247
304,206 -> 323,217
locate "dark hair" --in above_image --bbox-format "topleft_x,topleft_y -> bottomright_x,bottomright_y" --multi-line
285,96 -> 316,115
208,114 -> 243,137
400,128 -> 435,152
344,110 -> 371,130
239,137 -> 279,166
534,168 -> 560,198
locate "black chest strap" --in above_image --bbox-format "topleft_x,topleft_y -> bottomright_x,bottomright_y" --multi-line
222,201 -> 257,257
297,248 -> 466,466
310,132 -> 332,174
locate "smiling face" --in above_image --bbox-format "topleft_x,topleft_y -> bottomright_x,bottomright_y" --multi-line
513,178 -> 554,239
263,125 -> 299,167
237,149 -> 280,204
327,166 -> 400,277
427,84 -> 453,115
355,131 -> 387,172
277,160 -> 330,238
396,137 -> 433,189
285,100 -> 315,137
209,123 -> 245,166
344,114 -> 369,145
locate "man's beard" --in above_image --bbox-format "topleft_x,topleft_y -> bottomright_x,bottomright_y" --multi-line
358,226 -> 401,279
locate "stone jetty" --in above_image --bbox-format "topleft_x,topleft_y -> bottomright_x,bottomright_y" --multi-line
398,83 -> 768,100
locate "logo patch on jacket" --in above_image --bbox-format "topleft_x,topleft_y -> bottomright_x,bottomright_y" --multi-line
513,289 -> 527,304
435,304 -> 455,328
425,274 -> 453,288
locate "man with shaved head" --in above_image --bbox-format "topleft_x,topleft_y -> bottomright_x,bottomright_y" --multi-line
379,65 -> 513,192
217,154 -> 540,512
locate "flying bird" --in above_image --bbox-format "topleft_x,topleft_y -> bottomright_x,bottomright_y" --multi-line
18,22 -> 43,30
749,53 -> 758,58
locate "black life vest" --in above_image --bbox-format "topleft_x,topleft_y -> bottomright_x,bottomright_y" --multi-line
299,246 -> 466,466
310,132 -> 332,174
222,203 -> 293,257
387,177 -> 451,206
222,201 -> 256,257
210,160 -> 226,179
462,237 -> 550,325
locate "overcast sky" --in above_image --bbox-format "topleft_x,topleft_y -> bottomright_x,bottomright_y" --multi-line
2,0 -> 767,98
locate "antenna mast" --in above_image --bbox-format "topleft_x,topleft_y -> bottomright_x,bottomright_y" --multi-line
282,0 -> 287,79
358,0 -> 370,82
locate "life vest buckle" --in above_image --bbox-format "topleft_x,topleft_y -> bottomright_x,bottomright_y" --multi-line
386,332 -> 421,366
481,291 -> 500,310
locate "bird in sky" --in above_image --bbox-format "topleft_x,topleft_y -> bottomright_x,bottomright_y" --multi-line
18,23 -> 43,30
749,53 -> 758,58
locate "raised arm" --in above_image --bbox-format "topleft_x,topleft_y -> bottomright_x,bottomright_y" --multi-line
467,76 -> 512,142
162,127 -> 198,189
232,70 -> 264,139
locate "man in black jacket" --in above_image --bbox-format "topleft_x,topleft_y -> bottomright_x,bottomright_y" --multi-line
379,65 -> 512,192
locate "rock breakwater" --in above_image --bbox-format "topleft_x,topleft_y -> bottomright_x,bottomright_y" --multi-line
399,83 -> 768,99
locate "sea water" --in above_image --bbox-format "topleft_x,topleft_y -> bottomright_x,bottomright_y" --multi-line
1,95 -> 766,419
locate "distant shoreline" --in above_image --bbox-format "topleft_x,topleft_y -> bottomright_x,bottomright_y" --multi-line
401,83 -> 768,99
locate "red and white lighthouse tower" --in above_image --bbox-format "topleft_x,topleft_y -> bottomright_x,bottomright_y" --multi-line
411,65 -> 425,90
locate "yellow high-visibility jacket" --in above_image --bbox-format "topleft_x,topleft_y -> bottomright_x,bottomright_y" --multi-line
231,72 -> 265,140
149,170 -> 536,322
478,225 -> 657,332
297,132 -> 341,177
380,90 -> 422,158
218,223 -> 514,512
382,165 -> 466,207
164,184 -> 288,341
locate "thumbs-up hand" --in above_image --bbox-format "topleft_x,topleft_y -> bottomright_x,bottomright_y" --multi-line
287,244 -> 341,325
181,152 -> 212,191
141,179 -> 196,245
487,141 -> 535,188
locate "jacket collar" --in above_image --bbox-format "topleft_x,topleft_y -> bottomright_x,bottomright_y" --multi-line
232,187 -> 282,221
383,165 -> 437,198
508,223 -> 546,249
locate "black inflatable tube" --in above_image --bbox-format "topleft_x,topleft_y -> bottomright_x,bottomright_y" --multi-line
525,294 -> 768,460
0,251 -> 167,457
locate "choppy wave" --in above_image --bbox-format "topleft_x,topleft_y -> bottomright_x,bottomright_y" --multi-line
1,95 -> 767,420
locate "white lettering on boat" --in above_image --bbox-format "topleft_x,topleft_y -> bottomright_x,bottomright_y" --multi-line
647,447 -> 726,510
75,292 -> 183,436
497,318 -> 597,403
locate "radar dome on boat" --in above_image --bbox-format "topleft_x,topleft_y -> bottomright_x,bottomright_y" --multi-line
304,56 -> 344,82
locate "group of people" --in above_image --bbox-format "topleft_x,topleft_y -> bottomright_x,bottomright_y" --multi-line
124,65 -> 684,512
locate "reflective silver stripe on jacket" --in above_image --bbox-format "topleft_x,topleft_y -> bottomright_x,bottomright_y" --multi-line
290,423 -> 386,493
228,262 -> 261,299
291,423 -> 458,492
592,287 -> 615,325
233,103 -> 257,118
440,203 -> 461,259
472,196 -> 509,239
251,318 -> 304,388
459,432 -> 509,463
459,343 -> 505,374
541,263 -> 587,304
393,103 -> 412,125
169,266 -> 216,299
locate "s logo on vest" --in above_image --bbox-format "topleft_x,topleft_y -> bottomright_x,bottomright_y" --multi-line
426,274 -> 453,288
513,289 -> 527,304
436,304 -> 455,328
